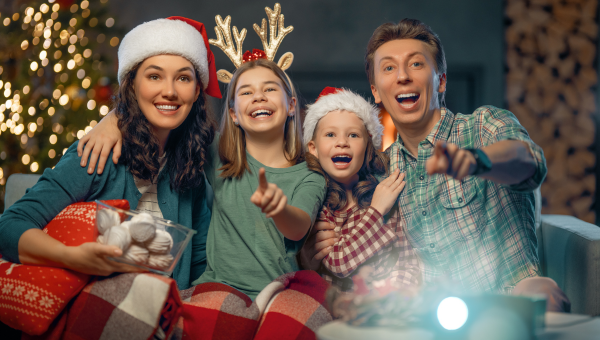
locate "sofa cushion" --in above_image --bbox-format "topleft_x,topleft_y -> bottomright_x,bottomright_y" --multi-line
541,215 -> 600,316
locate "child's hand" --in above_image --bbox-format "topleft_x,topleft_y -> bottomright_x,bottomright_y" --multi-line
77,110 -> 122,175
371,169 -> 406,216
250,168 -> 288,218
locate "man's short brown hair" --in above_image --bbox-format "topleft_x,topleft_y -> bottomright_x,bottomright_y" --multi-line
365,19 -> 447,86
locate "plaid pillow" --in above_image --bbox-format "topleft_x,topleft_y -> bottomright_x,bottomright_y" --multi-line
0,199 -> 129,335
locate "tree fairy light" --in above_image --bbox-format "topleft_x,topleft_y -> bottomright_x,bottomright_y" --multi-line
0,0 -> 122,212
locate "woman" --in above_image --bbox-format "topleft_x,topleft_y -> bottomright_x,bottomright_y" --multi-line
0,17 -> 220,290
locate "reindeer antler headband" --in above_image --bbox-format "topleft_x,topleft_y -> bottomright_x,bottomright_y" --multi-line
209,3 -> 294,83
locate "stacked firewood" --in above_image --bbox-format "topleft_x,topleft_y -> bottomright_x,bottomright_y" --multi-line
505,0 -> 597,223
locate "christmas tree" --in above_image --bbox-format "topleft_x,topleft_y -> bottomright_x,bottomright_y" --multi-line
0,0 -> 122,212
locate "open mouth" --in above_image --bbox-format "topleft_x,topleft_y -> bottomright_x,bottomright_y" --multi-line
396,93 -> 420,108
155,104 -> 180,113
250,109 -> 273,118
331,154 -> 352,168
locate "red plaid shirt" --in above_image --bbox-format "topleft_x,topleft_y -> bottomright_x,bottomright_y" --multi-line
317,205 -> 421,291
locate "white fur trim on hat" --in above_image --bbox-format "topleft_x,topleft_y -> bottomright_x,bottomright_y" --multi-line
303,89 -> 384,149
117,19 -> 208,87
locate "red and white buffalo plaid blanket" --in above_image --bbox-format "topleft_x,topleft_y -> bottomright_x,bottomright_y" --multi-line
174,270 -> 332,340
22,272 -> 182,340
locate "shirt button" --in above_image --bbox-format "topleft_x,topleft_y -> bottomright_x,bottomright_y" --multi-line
430,243 -> 435,248
162,201 -> 167,204
419,175 -> 425,180
422,211 -> 427,216
458,197 -> 463,203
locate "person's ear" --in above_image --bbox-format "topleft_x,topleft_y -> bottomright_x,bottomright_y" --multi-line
229,108 -> 239,126
370,84 -> 382,104
288,96 -> 297,116
438,73 -> 447,93
307,140 -> 318,157
194,82 -> 201,101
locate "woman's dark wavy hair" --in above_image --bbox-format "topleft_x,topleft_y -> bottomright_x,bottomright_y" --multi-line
115,62 -> 216,192
306,134 -> 389,211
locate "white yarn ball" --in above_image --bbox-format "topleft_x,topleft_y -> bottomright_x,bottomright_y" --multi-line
146,229 -> 173,254
105,225 -> 131,251
148,254 -> 174,270
97,209 -> 121,235
96,235 -> 105,244
129,213 -> 156,243
123,244 -> 149,264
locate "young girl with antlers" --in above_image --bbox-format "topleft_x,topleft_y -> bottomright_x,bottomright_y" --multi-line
304,87 -> 421,292
78,4 -> 326,301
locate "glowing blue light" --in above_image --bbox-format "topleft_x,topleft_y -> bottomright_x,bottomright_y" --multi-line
437,297 -> 469,330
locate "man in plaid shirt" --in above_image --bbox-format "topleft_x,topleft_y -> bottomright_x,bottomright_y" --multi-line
301,19 -> 570,312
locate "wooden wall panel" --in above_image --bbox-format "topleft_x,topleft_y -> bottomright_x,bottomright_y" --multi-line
505,0 -> 598,223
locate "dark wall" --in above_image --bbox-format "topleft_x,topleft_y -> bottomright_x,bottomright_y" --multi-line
109,0 -> 504,113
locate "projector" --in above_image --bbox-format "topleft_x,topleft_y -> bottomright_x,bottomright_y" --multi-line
433,294 -> 547,340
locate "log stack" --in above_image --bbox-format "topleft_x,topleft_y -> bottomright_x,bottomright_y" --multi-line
506,0 -> 598,223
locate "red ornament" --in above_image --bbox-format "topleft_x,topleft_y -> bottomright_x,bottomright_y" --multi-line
242,49 -> 267,63
54,0 -> 75,9
93,84 -> 112,104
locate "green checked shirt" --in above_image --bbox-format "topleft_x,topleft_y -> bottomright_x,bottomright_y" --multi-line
386,105 -> 546,294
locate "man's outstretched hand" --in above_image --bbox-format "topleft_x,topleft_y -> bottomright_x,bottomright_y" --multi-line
425,141 -> 477,181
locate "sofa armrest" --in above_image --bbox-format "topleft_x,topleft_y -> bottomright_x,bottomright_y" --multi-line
540,215 -> 600,316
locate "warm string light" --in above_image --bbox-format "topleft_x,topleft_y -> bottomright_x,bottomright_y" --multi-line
0,0 -> 121,184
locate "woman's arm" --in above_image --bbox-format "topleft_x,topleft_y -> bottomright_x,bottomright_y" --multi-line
18,228 -> 137,276
0,143 -> 140,276
77,110 -> 122,175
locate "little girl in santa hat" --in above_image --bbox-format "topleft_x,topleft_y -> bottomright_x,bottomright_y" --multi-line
304,87 -> 421,292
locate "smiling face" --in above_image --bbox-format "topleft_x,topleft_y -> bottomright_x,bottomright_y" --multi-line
308,110 -> 368,188
134,54 -> 200,143
230,66 -> 296,139
370,39 -> 446,132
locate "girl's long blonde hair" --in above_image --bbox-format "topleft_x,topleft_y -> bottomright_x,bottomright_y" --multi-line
218,59 -> 303,178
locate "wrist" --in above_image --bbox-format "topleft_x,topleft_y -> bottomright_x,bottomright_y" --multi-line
465,148 -> 492,176
370,205 -> 385,217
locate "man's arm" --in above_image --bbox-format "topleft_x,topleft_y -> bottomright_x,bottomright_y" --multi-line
426,140 -> 536,184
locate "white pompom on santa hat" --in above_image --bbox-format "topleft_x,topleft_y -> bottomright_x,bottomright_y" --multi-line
303,87 -> 384,149
117,16 -> 221,98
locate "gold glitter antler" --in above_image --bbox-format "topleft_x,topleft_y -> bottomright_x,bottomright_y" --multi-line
209,15 -> 247,68
253,3 -> 294,63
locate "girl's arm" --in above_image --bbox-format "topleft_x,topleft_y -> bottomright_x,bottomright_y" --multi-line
77,110 -> 122,175
250,168 -> 311,241
322,207 -> 396,277
323,170 -> 407,277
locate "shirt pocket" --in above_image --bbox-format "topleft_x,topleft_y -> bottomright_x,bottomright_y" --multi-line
438,176 -> 483,239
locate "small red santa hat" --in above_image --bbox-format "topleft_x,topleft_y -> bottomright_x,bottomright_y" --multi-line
117,16 -> 221,98
303,87 -> 383,149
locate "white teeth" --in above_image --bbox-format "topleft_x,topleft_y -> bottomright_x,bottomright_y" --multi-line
156,105 -> 177,110
396,93 -> 418,98
333,155 -> 351,159
251,109 -> 272,118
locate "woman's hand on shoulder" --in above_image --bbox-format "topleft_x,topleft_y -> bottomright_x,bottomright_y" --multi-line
77,109 -> 122,175
371,169 -> 406,216
62,243 -> 143,276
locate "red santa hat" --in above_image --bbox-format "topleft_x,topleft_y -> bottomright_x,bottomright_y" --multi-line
303,87 -> 384,149
117,16 -> 221,98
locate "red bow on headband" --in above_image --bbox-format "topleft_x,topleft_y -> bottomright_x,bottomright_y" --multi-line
242,49 -> 268,63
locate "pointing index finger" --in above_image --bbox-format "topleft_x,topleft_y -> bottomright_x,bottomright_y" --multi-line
258,168 -> 268,193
